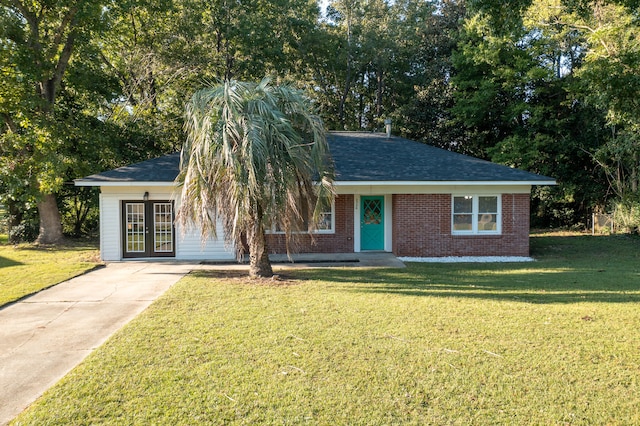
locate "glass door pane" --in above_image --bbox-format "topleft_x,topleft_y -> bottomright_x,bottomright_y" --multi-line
153,202 -> 174,253
125,203 -> 146,253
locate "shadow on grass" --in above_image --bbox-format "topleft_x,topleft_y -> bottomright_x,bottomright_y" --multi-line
289,234 -> 640,304
290,265 -> 640,304
191,234 -> 640,304
16,242 -> 99,252
0,255 -> 22,268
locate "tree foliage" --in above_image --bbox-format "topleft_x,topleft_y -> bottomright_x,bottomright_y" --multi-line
0,0 -> 119,242
3,0 -> 640,240
177,78 -> 334,277
315,0 -> 447,131
449,0 -> 640,227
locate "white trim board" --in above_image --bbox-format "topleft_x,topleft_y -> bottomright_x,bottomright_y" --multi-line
76,180 -> 555,189
336,183 -> 536,195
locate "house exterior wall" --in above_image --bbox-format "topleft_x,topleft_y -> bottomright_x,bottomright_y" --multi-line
265,191 -> 531,257
266,194 -> 355,253
99,186 -> 235,261
392,193 -> 531,257
96,185 -> 533,259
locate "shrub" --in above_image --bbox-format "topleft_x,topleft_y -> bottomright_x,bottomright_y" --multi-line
611,197 -> 640,234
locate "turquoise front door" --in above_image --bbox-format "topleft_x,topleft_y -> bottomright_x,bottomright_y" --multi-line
361,196 -> 385,250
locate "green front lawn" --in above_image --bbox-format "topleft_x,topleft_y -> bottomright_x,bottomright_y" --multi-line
12,233 -> 640,425
0,241 -> 100,307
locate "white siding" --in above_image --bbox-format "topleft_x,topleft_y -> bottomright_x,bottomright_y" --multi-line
99,186 -> 234,261
176,222 -> 235,261
99,191 -> 121,261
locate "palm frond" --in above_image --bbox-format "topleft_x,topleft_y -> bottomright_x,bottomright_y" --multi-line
176,78 -> 335,266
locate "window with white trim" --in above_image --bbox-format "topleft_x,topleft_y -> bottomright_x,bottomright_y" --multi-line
452,195 -> 501,235
315,202 -> 334,232
269,199 -> 335,234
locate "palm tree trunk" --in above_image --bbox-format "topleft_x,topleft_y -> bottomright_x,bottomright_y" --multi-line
247,214 -> 273,278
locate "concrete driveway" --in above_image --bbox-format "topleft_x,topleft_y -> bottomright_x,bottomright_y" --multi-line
0,253 -> 404,425
0,262 -> 197,425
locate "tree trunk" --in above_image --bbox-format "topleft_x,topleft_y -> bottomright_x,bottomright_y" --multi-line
36,193 -> 64,245
247,218 -> 273,278
338,9 -> 354,128
376,64 -> 384,119
632,152 -> 638,194
6,200 -> 23,244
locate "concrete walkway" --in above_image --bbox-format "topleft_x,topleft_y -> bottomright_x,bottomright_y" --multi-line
0,262 -> 197,425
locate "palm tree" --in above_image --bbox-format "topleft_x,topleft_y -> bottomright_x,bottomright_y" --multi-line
176,78 -> 334,277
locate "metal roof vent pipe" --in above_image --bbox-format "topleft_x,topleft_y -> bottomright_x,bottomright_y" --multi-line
384,118 -> 392,138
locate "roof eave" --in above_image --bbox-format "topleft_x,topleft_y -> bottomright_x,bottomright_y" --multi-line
335,180 -> 557,186
75,179 -> 557,188
74,180 -> 177,187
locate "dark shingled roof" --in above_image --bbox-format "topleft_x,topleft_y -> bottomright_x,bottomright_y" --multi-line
78,152 -> 181,183
76,132 -> 555,184
328,132 -> 554,182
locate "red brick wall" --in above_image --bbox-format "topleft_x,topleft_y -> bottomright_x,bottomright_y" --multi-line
266,194 -> 354,253
392,194 -> 530,257
266,192 -> 531,257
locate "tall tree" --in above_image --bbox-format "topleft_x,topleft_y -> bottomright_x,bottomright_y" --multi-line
171,0 -> 321,81
318,0 -> 440,131
98,0 -> 188,159
449,0 -> 613,226
0,0 -> 110,243
574,1 -> 640,199
177,78 -> 334,277
401,0 -> 466,146
99,0 -> 323,152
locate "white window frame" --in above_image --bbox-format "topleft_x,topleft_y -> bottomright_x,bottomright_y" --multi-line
451,195 -> 501,235
268,200 -> 335,235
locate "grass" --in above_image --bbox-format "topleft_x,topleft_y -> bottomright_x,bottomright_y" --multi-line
0,240 -> 100,307
11,232 -> 640,425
